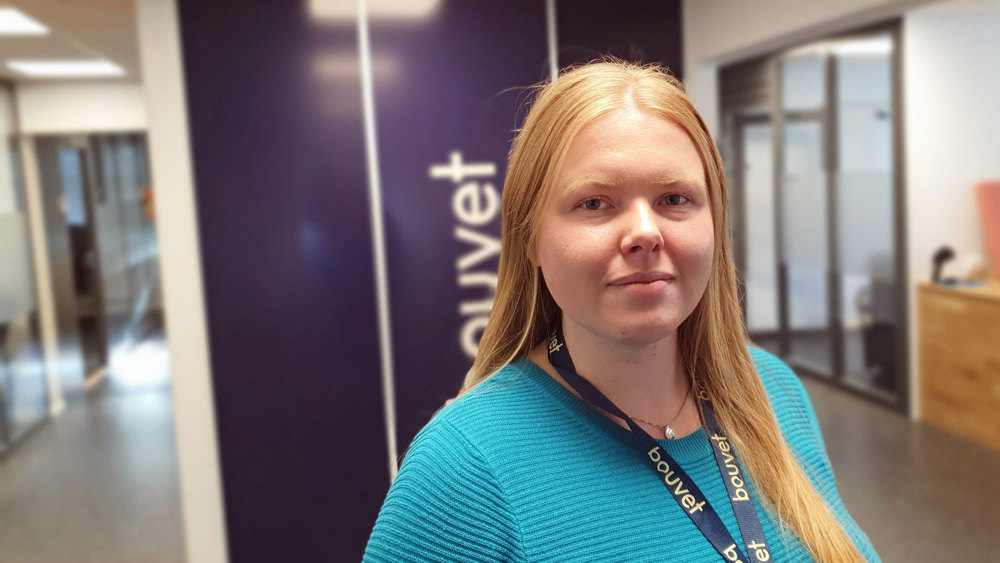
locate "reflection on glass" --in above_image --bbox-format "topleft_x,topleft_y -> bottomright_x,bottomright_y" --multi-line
835,38 -> 897,393
0,84 -> 47,443
92,135 -> 158,347
742,122 -> 779,353
783,120 -> 831,374
782,53 -> 824,111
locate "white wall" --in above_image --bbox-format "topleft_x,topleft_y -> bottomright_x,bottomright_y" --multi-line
903,1 -> 1000,416
904,3 -> 1000,280
135,0 -> 228,561
16,81 -> 147,134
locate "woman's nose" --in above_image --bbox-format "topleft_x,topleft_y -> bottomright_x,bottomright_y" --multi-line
620,202 -> 664,255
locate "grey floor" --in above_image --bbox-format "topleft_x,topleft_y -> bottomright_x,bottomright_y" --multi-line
0,335 -> 184,563
804,376 -> 1000,561
1,339 -> 999,562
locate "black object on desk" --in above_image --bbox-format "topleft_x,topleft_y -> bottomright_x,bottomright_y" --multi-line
932,246 -> 954,283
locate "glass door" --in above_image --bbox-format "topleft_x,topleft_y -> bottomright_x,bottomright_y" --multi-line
739,120 -> 779,354
833,35 -> 899,396
779,52 -> 833,376
721,25 -> 906,411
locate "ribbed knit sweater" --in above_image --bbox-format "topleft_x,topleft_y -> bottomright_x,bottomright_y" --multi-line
363,348 -> 880,562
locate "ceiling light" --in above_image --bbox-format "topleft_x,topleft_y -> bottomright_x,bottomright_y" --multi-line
0,8 -> 48,35
787,36 -> 893,59
7,60 -> 124,77
309,0 -> 441,21
830,37 -> 893,57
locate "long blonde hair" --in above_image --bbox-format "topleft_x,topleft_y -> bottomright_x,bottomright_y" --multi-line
460,60 -> 863,562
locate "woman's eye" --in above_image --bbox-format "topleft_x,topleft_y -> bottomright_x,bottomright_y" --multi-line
579,198 -> 606,210
663,194 -> 689,205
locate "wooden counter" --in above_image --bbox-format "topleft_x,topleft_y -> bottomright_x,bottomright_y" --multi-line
918,280 -> 1000,451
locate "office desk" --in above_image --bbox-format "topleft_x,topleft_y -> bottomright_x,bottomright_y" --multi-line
918,280 -> 1000,451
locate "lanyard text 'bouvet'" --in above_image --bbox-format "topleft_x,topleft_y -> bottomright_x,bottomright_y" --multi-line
546,328 -> 770,563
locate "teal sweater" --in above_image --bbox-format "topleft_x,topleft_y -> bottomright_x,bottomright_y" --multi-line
364,348 -> 880,562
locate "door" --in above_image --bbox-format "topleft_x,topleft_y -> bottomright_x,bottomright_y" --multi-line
722,27 -> 906,410
738,119 -> 780,354
778,52 -> 834,376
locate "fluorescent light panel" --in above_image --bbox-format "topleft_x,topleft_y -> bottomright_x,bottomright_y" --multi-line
309,0 -> 441,21
0,8 -> 48,35
8,60 -> 124,77
830,37 -> 893,57
788,36 -> 893,59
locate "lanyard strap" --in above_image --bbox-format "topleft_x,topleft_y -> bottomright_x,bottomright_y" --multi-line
546,329 -> 771,563
699,399 -> 771,563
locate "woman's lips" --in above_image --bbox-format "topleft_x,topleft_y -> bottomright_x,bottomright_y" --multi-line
609,275 -> 673,297
609,271 -> 676,285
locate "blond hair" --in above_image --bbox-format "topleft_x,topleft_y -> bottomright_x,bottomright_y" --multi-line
459,60 -> 863,562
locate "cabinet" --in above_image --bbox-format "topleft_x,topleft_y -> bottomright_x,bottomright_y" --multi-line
918,281 -> 1000,451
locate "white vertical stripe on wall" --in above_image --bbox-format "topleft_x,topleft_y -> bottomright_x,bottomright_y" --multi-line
135,0 -> 229,561
357,0 -> 400,483
546,0 -> 558,81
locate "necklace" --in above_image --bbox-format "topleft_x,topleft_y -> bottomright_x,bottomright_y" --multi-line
627,381 -> 692,439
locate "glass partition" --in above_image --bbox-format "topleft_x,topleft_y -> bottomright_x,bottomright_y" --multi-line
741,121 -> 779,352
720,26 -> 905,409
834,35 -> 898,393
782,118 -> 832,374
0,83 -> 47,446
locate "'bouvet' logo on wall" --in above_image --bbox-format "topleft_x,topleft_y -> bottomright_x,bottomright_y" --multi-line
429,151 -> 501,358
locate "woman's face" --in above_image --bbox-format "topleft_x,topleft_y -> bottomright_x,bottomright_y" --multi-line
534,108 -> 715,347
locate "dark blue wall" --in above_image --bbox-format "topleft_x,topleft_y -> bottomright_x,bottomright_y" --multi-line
558,0 -> 684,73
178,2 -> 387,560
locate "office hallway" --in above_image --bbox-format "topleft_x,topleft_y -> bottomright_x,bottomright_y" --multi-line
0,333 -> 184,563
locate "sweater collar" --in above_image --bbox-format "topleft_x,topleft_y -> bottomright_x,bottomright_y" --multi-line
517,357 -> 714,464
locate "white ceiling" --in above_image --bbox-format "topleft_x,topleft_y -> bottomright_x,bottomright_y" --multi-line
917,0 -> 1000,12
0,0 -> 139,82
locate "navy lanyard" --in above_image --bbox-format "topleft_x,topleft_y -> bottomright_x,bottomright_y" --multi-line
546,328 -> 771,563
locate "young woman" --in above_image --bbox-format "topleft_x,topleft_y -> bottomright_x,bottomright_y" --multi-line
364,60 -> 879,562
